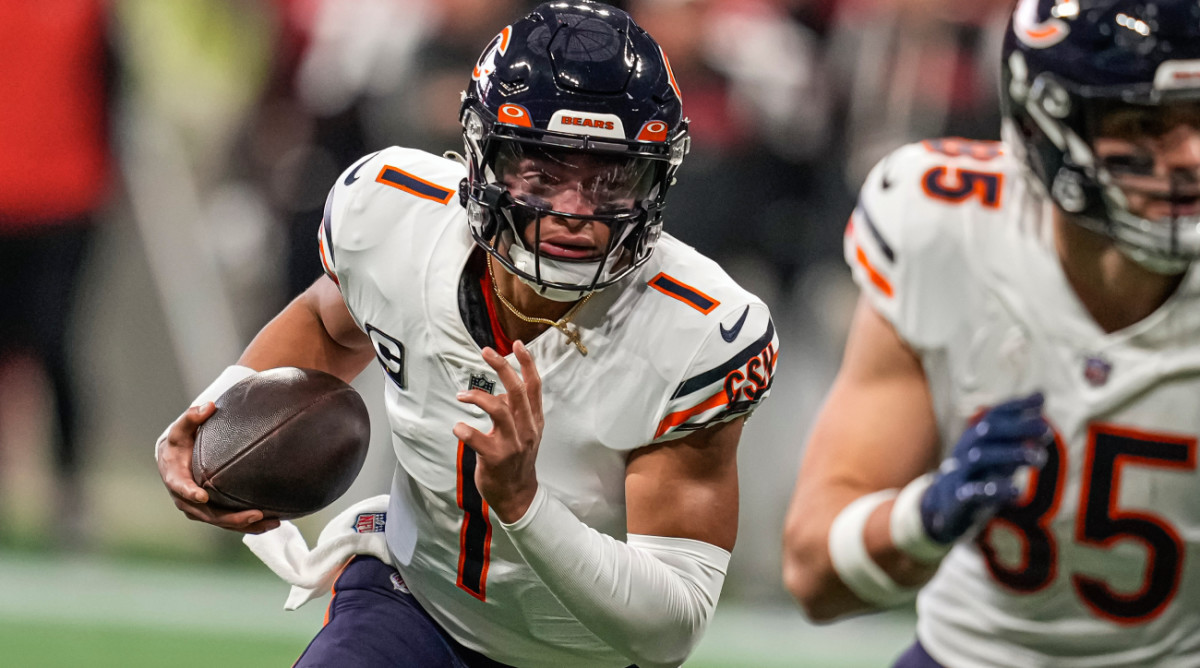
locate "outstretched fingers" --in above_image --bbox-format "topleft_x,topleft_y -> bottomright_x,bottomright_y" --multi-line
455,382 -> 514,460
453,408 -> 502,459
482,346 -> 536,440
454,345 -> 545,464
513,341 -> 544,433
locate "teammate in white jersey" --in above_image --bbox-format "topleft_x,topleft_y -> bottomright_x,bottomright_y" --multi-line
783,1 -> 1200,666
155,3 -> 777,668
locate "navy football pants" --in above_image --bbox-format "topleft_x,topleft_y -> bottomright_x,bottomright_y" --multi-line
294,556 -> 513,668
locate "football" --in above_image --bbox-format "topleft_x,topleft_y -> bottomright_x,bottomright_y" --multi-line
191,367 -> 371,520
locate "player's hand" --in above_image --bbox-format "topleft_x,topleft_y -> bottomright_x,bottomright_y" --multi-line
920,392 -> 1051,544
155,403 -> 280,534
454,342 -> 543,524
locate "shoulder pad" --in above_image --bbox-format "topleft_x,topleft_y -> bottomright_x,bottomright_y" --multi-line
643,238 -> 779,442
845,139 -> 1019,348
319,147 -> 466,282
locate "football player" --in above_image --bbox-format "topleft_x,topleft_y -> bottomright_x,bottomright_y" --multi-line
155,3 -> 778,668
782,0 -> 1200,666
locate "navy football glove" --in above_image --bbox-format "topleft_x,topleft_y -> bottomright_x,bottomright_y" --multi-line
920,392 -> 1051,544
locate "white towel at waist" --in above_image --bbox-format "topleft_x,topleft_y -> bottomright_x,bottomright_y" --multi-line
243,494 -> 392,610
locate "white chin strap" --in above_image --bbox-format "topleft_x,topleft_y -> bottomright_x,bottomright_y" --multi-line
508,242 -> 618,302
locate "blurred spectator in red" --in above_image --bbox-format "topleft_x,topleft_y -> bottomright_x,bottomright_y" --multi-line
0,0 -> 115,541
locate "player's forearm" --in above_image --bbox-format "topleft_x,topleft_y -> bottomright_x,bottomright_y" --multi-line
784,500 -> 879,621
238,289 -> 374,384
502,486 -> 728,668
783,492 -> 938,622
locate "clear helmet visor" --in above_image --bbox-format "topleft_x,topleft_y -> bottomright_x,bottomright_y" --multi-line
493,141 -> 660,217
1085,99 -> 1200,272
483,140 -> 666,300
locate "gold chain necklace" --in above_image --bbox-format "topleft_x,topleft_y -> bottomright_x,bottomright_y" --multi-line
486,254 -> 594,356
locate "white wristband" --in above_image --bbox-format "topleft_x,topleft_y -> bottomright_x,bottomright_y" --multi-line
890,473 -> 953,564
154,365 -> 257,460
828,488 -> 916,608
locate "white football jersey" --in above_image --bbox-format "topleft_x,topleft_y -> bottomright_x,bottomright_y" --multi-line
319,146 -> 777,667
847,139 -> 1200,667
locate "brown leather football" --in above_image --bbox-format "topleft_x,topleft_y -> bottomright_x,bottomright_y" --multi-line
192,367 -> 370,520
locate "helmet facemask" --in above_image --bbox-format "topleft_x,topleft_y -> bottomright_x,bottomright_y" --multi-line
462,105 -> 684,301
490,140 -> 666,299
1085,99 -> 1200,272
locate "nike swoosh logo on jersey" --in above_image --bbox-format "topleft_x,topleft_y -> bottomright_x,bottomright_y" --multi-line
344,151 -> 379,185
720,306 -> 750,343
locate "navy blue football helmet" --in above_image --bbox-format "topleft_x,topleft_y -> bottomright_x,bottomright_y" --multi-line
459,1 -> 689,300
1002,0 -> 1200,273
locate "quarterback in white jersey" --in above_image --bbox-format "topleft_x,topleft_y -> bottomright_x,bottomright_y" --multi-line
783,1 -> 1200,667
156,3 -> 776,668
314,144 -> 774,668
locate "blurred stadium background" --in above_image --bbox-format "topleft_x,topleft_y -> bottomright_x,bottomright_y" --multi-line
0,0 -> 1013,664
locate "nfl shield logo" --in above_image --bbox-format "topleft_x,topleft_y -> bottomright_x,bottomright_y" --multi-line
1083,355 -> 1111,387
354,512 -> 386,533
389,572 -> 410,594
469,373 -> 495,394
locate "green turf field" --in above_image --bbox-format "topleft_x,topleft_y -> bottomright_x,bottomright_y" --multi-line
0,553 -> 914,667
0,620 -> 307,668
